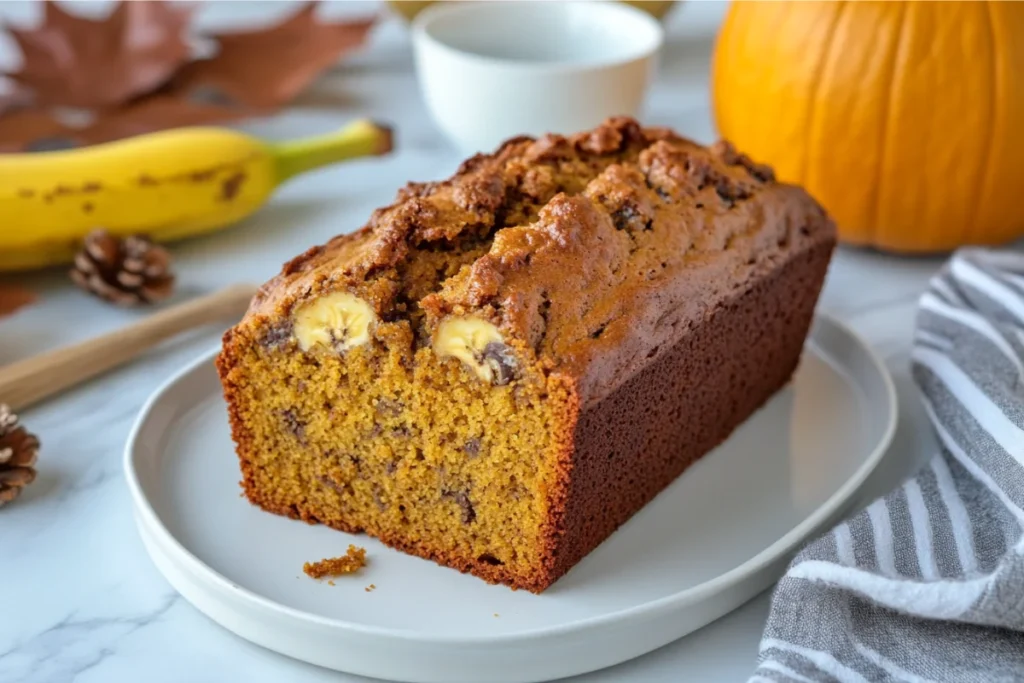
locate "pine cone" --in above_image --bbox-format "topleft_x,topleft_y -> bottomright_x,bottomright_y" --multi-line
70,229 -> 175,305
0,404 -> 39,508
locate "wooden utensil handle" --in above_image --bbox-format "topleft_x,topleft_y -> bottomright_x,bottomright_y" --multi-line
0,283 -> 257,412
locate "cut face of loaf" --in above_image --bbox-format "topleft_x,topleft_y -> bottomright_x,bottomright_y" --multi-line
216,117 -> 837,593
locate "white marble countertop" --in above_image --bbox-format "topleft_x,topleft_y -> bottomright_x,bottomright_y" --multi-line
0,2 -> 944,681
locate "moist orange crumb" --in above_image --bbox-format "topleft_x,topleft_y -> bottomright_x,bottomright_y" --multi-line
303,544 -> 367,579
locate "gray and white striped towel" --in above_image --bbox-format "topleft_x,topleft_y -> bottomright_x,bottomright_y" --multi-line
751,249 -> 1024,683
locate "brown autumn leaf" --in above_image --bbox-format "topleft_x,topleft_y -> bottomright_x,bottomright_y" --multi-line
0,1 -> 378,153
79,94 -> 253,145
0,286 -> 37,318
0,95 -> 249,152
0,108 -> 75,153
5,1 -> 194,110
173,2 -> 377,110
0,87 -> 32,117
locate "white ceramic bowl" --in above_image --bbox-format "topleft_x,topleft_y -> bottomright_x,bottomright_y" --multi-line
411,1 -> 664,155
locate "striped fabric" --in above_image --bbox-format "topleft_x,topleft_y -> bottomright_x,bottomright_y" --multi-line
751,249 -> 1024,683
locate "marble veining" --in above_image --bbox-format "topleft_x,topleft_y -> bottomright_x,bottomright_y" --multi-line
0,2 -> 944,681
3,595 -> 179,683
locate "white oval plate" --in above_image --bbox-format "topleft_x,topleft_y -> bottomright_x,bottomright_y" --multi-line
125,314 -> 896,683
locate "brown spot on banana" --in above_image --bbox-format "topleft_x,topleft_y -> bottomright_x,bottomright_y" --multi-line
190,169 -> 217,182
221,172 -> 247,201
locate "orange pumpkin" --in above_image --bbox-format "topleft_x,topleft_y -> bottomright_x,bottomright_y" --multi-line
712,1 -> 1024,253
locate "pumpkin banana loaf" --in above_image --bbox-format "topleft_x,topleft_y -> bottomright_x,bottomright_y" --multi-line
216,117 -> 836,593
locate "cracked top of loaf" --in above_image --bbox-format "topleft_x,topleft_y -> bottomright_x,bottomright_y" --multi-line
240,117 -> 835,405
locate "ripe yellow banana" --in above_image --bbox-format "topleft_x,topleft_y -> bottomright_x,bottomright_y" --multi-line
0,118 -> 393,272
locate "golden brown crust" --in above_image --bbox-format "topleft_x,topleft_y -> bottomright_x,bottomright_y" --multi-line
217,117 -> 838,593
421,142 -> 831,406
235,116 -> 833,405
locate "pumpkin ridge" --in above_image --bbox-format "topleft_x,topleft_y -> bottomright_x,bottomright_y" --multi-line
870,2 -> 910,249
760,2 -> 794,176
964,1 -> 999,249
709,0 -> 742,141
802,1 -> 847,188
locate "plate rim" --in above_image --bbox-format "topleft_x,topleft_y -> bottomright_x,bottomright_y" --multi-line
123,312 -> 897,645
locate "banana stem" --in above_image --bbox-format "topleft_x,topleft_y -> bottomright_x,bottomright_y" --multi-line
271,119 -> 393,183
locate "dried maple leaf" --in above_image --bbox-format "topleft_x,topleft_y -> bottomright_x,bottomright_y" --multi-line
173,2 -> 376,110
79,94 -> 251,145
0,93 -> 249,152
0,108 -> 75,153
0,87 -> 32,117
6,0 -> 194,109
0,1 -> 378,153
0,286 -> 37,318
0,96 -> 248,151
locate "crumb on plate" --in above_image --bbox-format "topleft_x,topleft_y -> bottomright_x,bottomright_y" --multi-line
303,544 -> 367,579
